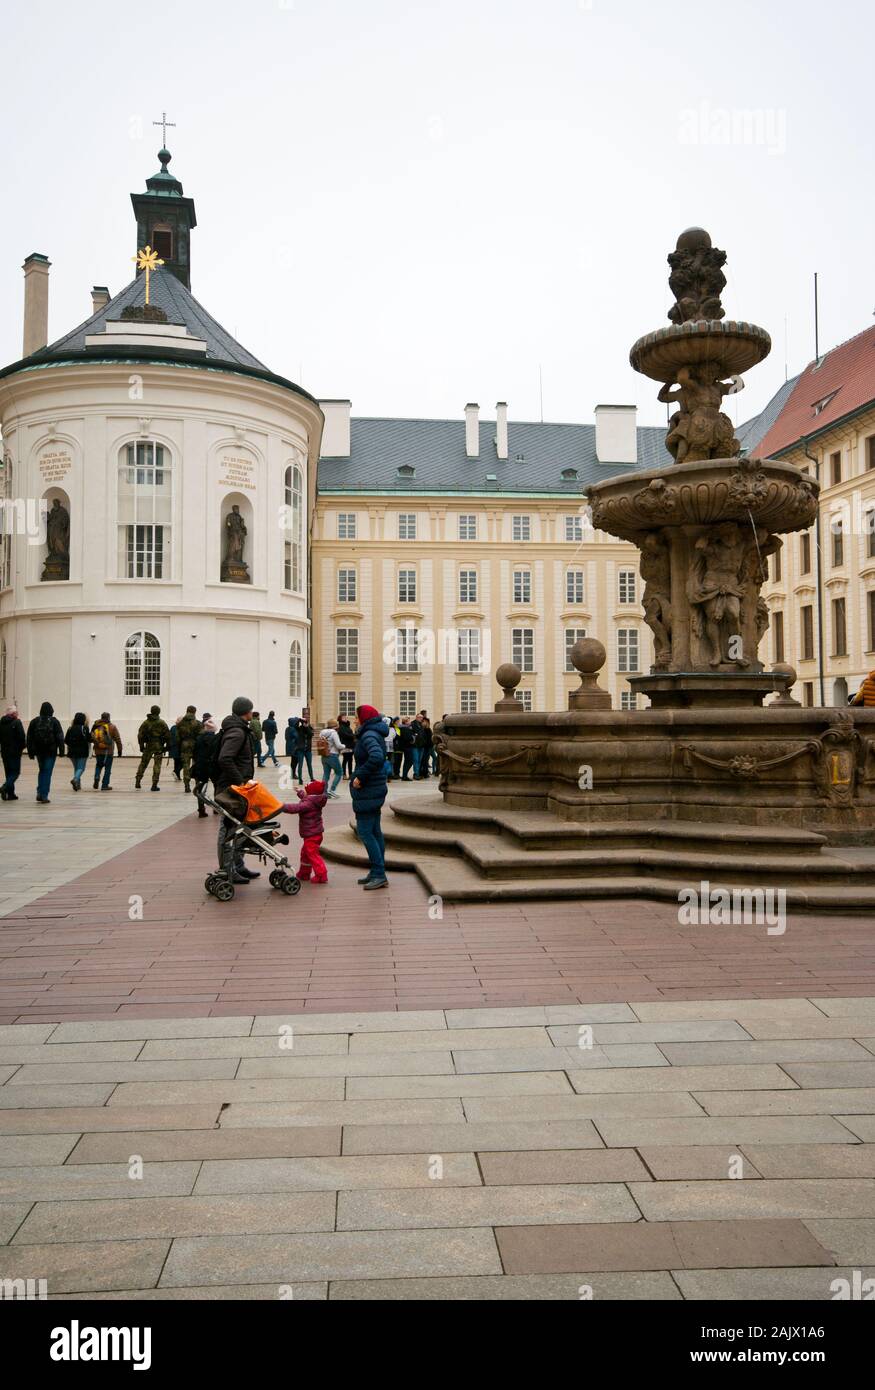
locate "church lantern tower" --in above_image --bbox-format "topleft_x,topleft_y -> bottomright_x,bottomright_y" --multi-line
130,143 -> 197,290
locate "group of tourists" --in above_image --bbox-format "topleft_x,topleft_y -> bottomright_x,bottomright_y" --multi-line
1,704 -> 123,803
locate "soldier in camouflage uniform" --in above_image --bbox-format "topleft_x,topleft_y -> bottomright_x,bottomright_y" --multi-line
177,706 -> 203,793
135,706 -> 170,791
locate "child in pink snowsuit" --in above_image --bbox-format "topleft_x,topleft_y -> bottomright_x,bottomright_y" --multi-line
282,780 -> 329,883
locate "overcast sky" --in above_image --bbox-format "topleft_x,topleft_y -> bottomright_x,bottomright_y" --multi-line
1,0 -> 872,433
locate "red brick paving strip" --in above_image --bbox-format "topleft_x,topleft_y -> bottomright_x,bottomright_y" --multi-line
2,802 -> 875,1022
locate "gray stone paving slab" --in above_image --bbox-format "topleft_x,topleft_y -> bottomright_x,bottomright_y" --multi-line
0,1084 -> 115,1109
0,1043 -> 145,1064
548,1021 -> 753,1046
780,1062 -> 875,1089
346,1072 -> 574,1100
7,1060 -> 240,1085
594,1116 -> 857,1147
50,1019 -> 256,1043
631,1000 -> 828,1022
659,1040 -> 872,1066
219,1099 -> 466,1128
0,1134 -> 80,1168
567,1064 -> 794,1093
673,1266 -> 872,1300
0,1239 -> 171,1292
0,1161 -> 200,1203
51,1283 -> 329,1301
836,1116 -> 875,1141
341,1120 -> 605,1155
236,1053 -> 455,1079
108,1079 -> 346,1106
445,1006 -> 637,1027
803,1219 -> 875,1264
0,1202 -> 30,1243
193,1153 -> 482,1195
13,1192 -> 337,1244
349,1027 -> 552,1053
336,1182 -> 639,1230
0,1105 -> 222,1135
329,1271 -> 681,1299
140,1036 -> 350,1060
68,1127 -> 342,1165
252,1012 -> 446,1035
741,1145 -> 875,1179
810,999 -> 875,1017
462,1093 -> 704,1122
631,1179 -> 875,1222
636,1147 -> 764,1180
698,1088 -> 875,1116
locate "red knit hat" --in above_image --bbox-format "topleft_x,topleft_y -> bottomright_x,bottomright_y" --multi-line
356,704 -> 380,722
305,781 -> 326,796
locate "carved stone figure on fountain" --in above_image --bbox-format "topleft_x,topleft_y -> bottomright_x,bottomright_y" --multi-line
658,365 -> 740,464
221,504 -> 250,584
667,229 -> 728,325
687,522 -> 749,669
739,528 -> 781,666
41,498 -> 70,582
640,531 -> 672,671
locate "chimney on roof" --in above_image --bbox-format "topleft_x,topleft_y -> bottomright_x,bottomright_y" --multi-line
595,404 -> 638,465
319,399 -> 351,458
91,286 -> 111,316
22,253 -> 51,357
495,402 -> 509,461
465,403 -> 480,459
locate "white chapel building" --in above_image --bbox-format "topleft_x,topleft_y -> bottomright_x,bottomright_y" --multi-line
0,147 -> 323,744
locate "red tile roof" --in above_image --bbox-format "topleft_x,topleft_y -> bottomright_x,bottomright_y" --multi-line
754,323 -> 875,459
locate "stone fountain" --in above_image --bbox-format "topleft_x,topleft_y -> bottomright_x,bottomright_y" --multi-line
323,230 -> 875,909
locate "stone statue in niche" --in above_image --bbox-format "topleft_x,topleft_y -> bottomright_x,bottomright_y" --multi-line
658,365 -> 740,464
640,530 -> 673,670
42,498 -> 70,582
687,522 -> 749,668
221,504 -> 251,584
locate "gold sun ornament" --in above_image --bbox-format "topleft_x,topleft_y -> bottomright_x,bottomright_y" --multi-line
133,245 -> 165,305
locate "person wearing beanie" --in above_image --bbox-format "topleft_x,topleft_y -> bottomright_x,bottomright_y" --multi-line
351,705 -> 390,890
0,705 -> 27,801
214,698 -> 259,882
281,780 -> 329,884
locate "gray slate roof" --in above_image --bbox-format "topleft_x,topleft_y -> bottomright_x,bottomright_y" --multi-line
41,267 -> 266,370
737,373 -> 800,456
318,417 -> 674,496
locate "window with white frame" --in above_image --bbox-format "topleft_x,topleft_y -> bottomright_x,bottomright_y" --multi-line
618,569 -> 637,604
398,568 -> 416,603
338,690 -> 357,717
124,631 -> 161,697
512,628 -> 534,672
398,513 -> 417,541
459,514 -> 477,541
565,514 -> 583,542
337,568 -> 356,603
337,513 -> 357,540
395,627 -> 419,673
459,569 -> 477,604
399,690 -> 417,717
617,628 -> 639,673
284,465 -> 303,593
118,442 -> 171,579
460,690 -> 478,713
565,627 -> 588,671
512,515 -> 531,542
289,640 -> 302,698
566,569 -> 585,604
515,689 -> 533,711
513,570 -> 532,605
336,628 -> 359,673
457,629 -> 481,673
621,692 -> 638,711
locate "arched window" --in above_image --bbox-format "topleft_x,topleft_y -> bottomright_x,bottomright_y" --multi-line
0,634 -> 6,699
284,464 -> 303,593
289,639 -> 302,698
118,442 -> 172,579
125,631 -> 161,697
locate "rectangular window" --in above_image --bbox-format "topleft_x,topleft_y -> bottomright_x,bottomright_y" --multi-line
565,515 -> 583,543
514,689 -> 533,711
459,569 -> 477,604
801,604 -> 814,661
868,436 -> 875,471
833,596 -> 847,657
457,629 -> 481,674
566,570 -> 585,605
513,570 -> 531,605
869,591 -> 875,651
772,546 -> 782,583
337,513 -> 357,540
773,609 -> 785,664
832,519 -> 844,567
458,514 -> 477,541
803,682 -> 814,707
618,570 -> 637,604
336,628 -> 359,673
565,627 -> 587,671
459,690 -> 478,713
398,568 -> 416,603
620,692 -> 638,711
398,513 -> 417,540
617,628 -> 639,673
338,690 -> 357,717
512,629 -> 534,672
867,512 -> 875,561
512,515 -> 531,542
830,451 -> 842,486
800,531 -> 812,573
126,524 -> 164,579
395,627 -> 419,673
337,568 -> 356,603
399,690 -> 417,717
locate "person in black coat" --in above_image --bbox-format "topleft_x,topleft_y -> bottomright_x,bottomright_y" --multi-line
215,697 -> 258,882
64,712 -> 91,791
337,715 -> 356,779
396,719 -> 415,780
191,717 -> 219,819
262,711 -> 279,767
26,701 -> 65,804
0,706 -> 27,801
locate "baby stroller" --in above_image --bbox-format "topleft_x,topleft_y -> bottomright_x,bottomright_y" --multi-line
197,783 -> 302,903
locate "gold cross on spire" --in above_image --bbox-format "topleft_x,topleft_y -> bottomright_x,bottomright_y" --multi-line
133,246 -> 164,305
153,111 -> 176,146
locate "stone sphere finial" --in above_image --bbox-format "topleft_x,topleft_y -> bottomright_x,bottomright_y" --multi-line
495,663 -> 523,712
570,638 -> 607,676
676,226 -> 712,252
770,662 -> 801,708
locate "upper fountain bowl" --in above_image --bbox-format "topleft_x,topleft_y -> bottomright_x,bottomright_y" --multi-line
630,320 -> 772,383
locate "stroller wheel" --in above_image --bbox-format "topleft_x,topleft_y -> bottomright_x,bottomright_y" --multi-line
205,875 -> 219,895
269,870 -> 284,888
280,876 -> 302,897
214,881 -> 235,903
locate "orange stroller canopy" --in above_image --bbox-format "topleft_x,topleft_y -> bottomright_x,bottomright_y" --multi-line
230,781 -> 284,824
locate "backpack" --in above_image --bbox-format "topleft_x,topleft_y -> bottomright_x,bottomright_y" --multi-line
208,728 -> 226,785
32,717 -> 57,756
316,733 -> 330,757
92,722 -> 112,754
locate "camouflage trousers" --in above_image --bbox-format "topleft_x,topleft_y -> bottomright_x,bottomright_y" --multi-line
136,750 -> 163,788
181,748 -> 195,788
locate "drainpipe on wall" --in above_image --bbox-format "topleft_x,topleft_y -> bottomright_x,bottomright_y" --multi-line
802,435 -> 827,706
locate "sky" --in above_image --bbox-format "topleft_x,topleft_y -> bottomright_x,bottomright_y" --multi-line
1,0 -> 873,432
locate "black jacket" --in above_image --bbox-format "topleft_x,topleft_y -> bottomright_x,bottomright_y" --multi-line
65,724 -> 91,758
215,715 -> 255,792
192,728 -> 218,783
0,714 -> 26,759
397,724 -> 415,751
337,720 -> 356,749
262,717 -> 278,740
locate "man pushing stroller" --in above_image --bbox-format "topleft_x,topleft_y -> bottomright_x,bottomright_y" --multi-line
213,696 -> 261,884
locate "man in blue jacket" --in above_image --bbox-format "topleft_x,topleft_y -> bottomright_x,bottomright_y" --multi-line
351,704 -> 390,891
